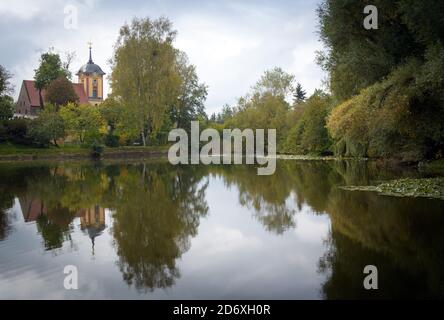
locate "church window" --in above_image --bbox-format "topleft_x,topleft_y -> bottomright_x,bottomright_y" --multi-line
92,79 -> 98,98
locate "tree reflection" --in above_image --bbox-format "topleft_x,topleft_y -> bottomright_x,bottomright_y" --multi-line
1,159 -> 444,298
210,164 -> 297,234
320,189 -> 444,299
110,164 -> 209,291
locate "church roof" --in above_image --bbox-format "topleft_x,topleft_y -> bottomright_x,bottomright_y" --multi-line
77,62 -> 106,76
76,47 -> 105,76
23,80 -> 89,107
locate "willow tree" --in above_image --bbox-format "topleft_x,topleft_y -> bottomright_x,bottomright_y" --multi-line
110,17 -> 181,146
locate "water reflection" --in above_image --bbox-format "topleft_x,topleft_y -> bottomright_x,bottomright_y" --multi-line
0,160 -> 443,298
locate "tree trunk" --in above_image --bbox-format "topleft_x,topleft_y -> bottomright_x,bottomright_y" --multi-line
141,131 -> 146,146
38,88 -> 44,110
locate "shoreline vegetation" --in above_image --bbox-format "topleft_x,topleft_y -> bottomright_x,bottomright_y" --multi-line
1,143 -> 443,199
340,178 -> 444,201
0,143 -> 168,161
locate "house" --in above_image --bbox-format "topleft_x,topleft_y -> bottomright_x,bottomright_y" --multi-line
15,45 -> 105,117
15,80 -> 89,117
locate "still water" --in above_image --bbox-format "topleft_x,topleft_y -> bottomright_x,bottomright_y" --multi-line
0,159 -> 443,299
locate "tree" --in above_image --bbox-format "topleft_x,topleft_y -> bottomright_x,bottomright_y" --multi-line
100,97 -> 125,134
284,90 -> 332,155
170,52 -> 208,132
60,103 -> 105,145
319,0 -> 444,160
253,67 -> 295,99
110,17 -> 182,146
34,51 -> 70,109
0,65 -> 13,96
317,0 -> 444,101
45,77 -> 79,108
293,83 -> 306,105
28,104 -> 65,147
0,65 -> 14,120
0,96 -> 14,121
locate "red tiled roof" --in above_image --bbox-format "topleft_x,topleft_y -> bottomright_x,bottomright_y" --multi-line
23,80 -> 89,107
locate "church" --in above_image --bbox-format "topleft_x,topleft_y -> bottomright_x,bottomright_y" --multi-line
15,45 -> 105,117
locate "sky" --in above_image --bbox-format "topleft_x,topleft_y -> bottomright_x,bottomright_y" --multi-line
0,0 -> 326,115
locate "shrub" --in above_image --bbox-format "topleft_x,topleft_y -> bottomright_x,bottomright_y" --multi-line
104,134 -> 120,147
28,105 -> 65,147
0,122 -> 6,143
3,118 -> 31,145
90,139 -> 104,158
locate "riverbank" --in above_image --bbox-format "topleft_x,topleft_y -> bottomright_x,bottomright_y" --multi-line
0,143 -> 169,161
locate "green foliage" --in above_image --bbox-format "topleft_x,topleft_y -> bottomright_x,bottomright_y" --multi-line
318,0 -> 444,161
253,67 -> 295,98
283,90 -> 332,155
0,65 -> 13,96
318,0 -> 444,101
45,76 -> 79,108
226,92 -> 292,151
110,17 -> 182,146
170,52 -> 208,133
28,104 -> 65,147
0,95 -> 14,121
212,104 -> 234,124
0,65 -> 14,121
217,68 -> 311,153
2,118 -> 30,145
34,51 -> 70,108
327,56 -> 444,161
60,103 -> 105,146
104,134 -> 120,147
293,83 -> 306,106
90,139 -> 104,158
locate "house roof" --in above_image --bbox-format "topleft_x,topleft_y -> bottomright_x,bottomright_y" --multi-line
23,80 -> 89,107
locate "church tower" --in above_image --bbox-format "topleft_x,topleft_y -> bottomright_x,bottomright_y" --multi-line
76,42 -> 105,105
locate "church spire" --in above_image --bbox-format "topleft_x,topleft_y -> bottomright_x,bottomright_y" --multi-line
87,41 -> 93,63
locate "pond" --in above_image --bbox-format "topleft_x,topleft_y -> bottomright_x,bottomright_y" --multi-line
0,159 -> 443,299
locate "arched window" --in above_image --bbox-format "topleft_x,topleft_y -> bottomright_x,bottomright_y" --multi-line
92,79 -> 98,98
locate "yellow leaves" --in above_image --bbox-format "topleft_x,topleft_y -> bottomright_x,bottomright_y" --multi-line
326,60 -> 429,158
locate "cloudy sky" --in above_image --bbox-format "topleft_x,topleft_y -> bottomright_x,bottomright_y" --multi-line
0,0 -> 326,115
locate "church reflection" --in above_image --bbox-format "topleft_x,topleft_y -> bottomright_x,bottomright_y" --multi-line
18,195 -> 107,253
79,206 -> 106,255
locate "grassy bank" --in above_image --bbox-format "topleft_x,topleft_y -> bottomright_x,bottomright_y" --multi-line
0,143 -> 169,161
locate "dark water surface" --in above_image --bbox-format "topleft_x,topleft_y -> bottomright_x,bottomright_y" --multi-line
0,159 -> 443,299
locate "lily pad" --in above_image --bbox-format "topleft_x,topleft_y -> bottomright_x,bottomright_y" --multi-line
340,177 -> 444,200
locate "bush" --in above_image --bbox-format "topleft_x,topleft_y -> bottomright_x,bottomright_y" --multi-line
0,122 -> 6,143
3,118 -> 31,145
90,140 -> 104,158
104,134 -> 120,147
28,106 -> 65,147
